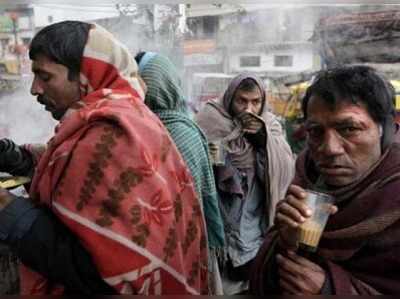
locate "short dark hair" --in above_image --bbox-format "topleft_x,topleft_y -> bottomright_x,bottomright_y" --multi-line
302,65 -> 395,123
134,51 -> 146,65
236,78 -> 259,93
29,21 -> 91,81
302,65 -> 396,149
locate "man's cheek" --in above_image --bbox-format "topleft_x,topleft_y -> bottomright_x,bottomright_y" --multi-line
307,141 -> 322,158
307,138 -> 318,148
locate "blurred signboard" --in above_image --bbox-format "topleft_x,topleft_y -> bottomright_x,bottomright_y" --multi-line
183,39 -> 216,54
184,52 -> 222,66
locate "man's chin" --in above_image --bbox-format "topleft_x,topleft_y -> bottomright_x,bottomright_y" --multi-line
322,175 -> 356,188
50,110 -> 64,121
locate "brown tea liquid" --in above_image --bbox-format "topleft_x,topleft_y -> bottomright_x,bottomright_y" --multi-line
298,220 -> 323,251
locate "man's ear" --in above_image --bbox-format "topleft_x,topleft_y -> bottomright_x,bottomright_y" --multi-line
381,117 -> 395,151
379,124 -> 383,137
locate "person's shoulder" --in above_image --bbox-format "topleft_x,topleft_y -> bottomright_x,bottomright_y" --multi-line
195,99 -> 227,119
170,119 -> 203,136
169,122 -> 208,151
86,119 -> 121,131
264,111 -> 287,136
80,119 -> 126,143
263,110 -> 282,123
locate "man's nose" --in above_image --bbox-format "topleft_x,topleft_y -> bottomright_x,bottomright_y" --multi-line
30,77 -> 43,96
318,131 -> 345,156
245,103 -> 253,113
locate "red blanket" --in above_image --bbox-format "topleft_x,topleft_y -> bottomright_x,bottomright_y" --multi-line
23,24 -> 208,295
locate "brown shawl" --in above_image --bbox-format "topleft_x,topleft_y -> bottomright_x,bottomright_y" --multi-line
195,73 -> 295,227
251,141 -> 400,294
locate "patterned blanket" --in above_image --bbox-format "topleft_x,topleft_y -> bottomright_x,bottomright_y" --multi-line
22,24 -> 208,295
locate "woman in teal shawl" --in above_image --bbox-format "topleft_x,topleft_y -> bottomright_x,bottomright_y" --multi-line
136,52 -> 225,294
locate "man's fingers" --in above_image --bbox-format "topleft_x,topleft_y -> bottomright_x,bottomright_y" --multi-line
243,128 -> 258,134
330,205 -> 339,215
278,263 -> 299,281
240,113 -> 264,128
241,115 -> 263,122
277,253 -> 305,277
277,251 -> 327,294
238,111 -> 260,119
0,188 -> 13,207
276,201 -> 307,224
287,185 -> 307,199
208,143 -> 219,161
242,121 -> 263,132
279,276 -> 301,295
208,144 -> 218,154
286,251 -> 322,271
242,121 -> 262,129
286,195 -> 313,218
275,212 -> 300,228
279,266 -> 309,295
243,127 -> 262,134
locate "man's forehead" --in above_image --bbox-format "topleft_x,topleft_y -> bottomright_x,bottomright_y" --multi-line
235,87 -> 262,98
31,60 -> 44,72
31,55 -> 59,73
306,96 -> 374,124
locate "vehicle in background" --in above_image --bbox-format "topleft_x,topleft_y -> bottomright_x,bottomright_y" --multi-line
0,58 -> 19,75
0,57 -> 21,93
390,80 -> 400,123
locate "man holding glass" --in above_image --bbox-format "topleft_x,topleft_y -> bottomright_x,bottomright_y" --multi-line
250,66 -> 400,295
196,73 -> 295,294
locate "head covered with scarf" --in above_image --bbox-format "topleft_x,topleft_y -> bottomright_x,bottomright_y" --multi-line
222,72 -> 268,117
196,73 -> 294,227
135,52 -> 224,250
196,73 -> 270,169
136,51 -> 188,114
24,22 -> 208,295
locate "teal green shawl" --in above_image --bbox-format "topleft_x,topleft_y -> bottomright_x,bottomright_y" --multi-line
140,53 -> 224,248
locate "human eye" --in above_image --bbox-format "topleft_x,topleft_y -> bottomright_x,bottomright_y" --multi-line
239,98 -> 247,105
306,125 -> 323,139
38,72 -> 51,82
337,126 -> 360,137
253,98 -> 262,105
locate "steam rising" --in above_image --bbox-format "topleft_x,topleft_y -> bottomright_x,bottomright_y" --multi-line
1,3 -> 400,146
0,77 -> 56,145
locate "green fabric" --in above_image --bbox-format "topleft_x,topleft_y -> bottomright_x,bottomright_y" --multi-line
140,54 -> 225,248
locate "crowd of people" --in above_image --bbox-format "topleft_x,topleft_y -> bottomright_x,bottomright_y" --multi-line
0,20 -> 398,295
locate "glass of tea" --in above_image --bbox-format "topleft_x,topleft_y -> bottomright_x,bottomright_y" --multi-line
297,190 -> 335,252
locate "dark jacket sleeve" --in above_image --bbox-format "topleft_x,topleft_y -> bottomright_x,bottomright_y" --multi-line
0,139 -> 35,177
0,196 -> 116,295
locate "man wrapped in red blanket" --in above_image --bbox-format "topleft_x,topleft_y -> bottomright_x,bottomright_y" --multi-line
0,21 -> 208,295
